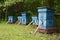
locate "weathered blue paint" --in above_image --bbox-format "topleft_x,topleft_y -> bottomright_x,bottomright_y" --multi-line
32,16 -> 38,25
38,7 -> 54,29
21,12 -> 30,24
17,16 -> 22,23
8,16 -> 15,23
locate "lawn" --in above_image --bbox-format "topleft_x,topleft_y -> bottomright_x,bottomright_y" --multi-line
0,22 -> 60,40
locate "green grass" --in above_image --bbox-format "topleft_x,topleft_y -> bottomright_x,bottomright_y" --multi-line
0,22 -> 60,40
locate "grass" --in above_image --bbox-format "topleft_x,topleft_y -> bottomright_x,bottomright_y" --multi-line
0,22 -> 60,40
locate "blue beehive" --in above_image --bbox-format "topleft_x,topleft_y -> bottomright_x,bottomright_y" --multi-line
32,16 -> 39,25
17,16 -> 22,23
21,12 -> 30,24
8,16 -> 15,23
38,7 -> 54,20
38,7 -> 54,29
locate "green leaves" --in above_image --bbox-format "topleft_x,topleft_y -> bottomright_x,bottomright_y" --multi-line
4,0 -> 22,7
0,0 -> 60,14
54,0 -> 60,13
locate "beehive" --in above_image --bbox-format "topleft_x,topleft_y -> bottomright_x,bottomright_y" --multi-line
17,16 -> 22,24
21,12 -> 30,24
32,16 -> 38,25
8,16 -> 15,23
38,7 -> 57,33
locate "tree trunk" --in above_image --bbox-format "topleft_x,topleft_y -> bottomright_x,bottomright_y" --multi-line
5,7 -> 7,21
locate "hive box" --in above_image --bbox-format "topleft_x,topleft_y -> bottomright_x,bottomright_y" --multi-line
32,16 -> 38,25
8,16 -> 15,23
38,7 -> 54,20
21,12 -> 30,24
17,16 -> 22,24
38,7 -> 57,33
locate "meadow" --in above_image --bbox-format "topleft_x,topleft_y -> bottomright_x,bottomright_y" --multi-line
0,22 -> 60,40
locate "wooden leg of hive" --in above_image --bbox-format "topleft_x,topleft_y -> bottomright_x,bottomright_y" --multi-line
34,27 -> 39,35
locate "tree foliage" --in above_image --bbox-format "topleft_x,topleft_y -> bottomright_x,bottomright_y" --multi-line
0,0 -> 60,20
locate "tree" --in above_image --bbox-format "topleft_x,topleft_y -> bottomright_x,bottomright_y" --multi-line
0,0 -> 60,21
